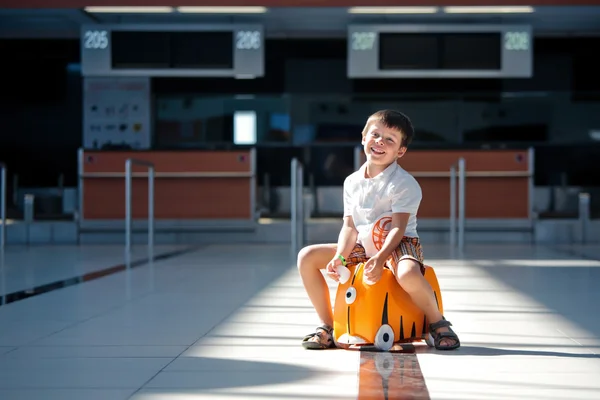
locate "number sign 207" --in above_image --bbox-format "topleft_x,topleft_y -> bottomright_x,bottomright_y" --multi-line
351,32 -> 376,51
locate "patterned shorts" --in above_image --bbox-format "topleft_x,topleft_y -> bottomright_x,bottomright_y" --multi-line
346,237 -> 425,275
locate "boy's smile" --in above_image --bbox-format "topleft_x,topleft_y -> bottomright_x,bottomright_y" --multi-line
371,146 -> 385,155
362,123 -> 407,169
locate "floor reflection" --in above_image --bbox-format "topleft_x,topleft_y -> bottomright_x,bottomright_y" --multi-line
359,349 -> 430,400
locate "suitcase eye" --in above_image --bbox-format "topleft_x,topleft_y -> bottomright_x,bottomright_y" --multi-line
345,286 -> 357,304
374,324 -> 395,351
375,352 -> 395,379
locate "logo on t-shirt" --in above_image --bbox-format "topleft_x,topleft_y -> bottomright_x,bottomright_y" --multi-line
372,216 -> 392,251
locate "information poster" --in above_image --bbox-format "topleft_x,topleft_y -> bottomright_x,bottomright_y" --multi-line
83,77 -> 151,149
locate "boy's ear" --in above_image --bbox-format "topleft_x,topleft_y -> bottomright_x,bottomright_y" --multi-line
397,146 -> 407,159
361,135 -> 366,145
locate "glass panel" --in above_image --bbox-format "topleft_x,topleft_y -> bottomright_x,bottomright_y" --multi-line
461,92 -> 554,143
154,95 -> 291,148
293,93 -> 461,145
152,91 -> 600,219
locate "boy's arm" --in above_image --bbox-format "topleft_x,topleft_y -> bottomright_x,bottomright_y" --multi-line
373,212 -> 409,262
375,177 -> 421,262
337,175 -> 358,260
336,216 -> 359,260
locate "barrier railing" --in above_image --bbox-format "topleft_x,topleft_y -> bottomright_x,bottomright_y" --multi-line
579,192 -> 591,244
450,158 -> 466,251
125,158 -> 155,270
0,162 -> 5,306
291,158 -> 305,257
0,162 -> 6,251
354,146 -> 362,172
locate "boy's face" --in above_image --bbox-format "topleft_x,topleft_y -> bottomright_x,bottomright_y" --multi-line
361,122 -> 407,166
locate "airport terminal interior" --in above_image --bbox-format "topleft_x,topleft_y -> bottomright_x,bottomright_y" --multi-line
0,2 -> 599,399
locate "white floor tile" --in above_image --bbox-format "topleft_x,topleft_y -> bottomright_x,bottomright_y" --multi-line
0,356 -> 172,371
0,245 -> 189,294
0,389 -> 135,400
3,345 -> 186,359
0,347 -> 15,356
0,367 -> 160,389
0,319 -> 73,346
0,242 -> 597,400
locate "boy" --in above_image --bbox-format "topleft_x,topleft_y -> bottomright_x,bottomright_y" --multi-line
297,109 -> 460,350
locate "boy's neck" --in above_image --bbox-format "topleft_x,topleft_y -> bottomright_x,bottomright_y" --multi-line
364,161 -> 395,179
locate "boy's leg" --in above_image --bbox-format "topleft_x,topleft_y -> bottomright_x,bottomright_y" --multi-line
297,243 -> 338,328
297,243 -> 367,349
388,240 -> 459,349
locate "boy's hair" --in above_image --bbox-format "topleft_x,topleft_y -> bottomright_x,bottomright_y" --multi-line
361,109 -> 415,148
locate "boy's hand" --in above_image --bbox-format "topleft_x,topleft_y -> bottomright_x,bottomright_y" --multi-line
325,256 -> 343,282
363,256 -> 385,284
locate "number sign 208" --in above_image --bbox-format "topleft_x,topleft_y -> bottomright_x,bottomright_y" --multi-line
236,31 -> 261,50
504,32 -> 529,51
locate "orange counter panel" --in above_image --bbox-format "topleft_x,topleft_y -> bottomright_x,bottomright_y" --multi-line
83,151 -> 252,173
81,151 -> 253,220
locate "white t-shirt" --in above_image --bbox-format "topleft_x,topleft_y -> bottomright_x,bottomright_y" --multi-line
343,161 -> 422,257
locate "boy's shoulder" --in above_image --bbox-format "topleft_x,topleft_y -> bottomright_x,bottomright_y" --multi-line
343,168 -> 363,187
390,165 -> 422,192
393,164 -> 418,182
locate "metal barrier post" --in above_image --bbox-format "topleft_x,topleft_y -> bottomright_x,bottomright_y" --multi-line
24,194 -> 34,246
291,158 -> 298,256
579,192 -> 590,244
458,158 -> 466,252
449,164 -> 457,248
291,158 -> 304,257
309,172 -> 317,217
527,147 -> 535,222
77,149 -> 84,245
125,158 -> 155,270
298,162 -> 305,247
354,146 -> 362,172
449,158 -> 466,252
148,166 -> 155,263
250,147 -> 257,221
0,163 -> 6,251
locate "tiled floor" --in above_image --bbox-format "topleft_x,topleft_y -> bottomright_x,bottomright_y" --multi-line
0,244 -> 190,295
0,242 -> 598,399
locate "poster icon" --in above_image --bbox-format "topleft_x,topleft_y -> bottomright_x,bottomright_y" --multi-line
83,77 -> 150,149
119,104 -> 129,117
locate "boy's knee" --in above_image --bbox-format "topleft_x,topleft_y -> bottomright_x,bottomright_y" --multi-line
297,245 -> 318,270
394,260 -> 423,286
297,244 -> 334,272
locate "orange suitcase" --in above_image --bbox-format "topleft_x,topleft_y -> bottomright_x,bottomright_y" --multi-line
333,262 -> 443,351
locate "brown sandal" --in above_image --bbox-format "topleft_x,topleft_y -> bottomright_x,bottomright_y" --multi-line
429,317 -> 461,350
302,325 -> 335,349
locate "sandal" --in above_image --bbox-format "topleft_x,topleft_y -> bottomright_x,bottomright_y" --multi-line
429,317 -> 461,350
302,325 -> 335,350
